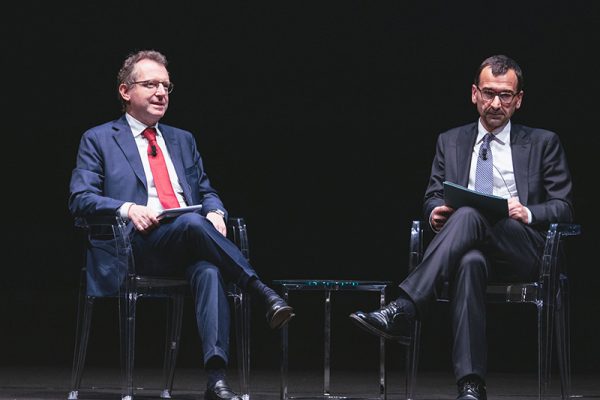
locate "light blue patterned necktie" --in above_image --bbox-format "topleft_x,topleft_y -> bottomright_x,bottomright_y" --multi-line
475,133 -> 494,194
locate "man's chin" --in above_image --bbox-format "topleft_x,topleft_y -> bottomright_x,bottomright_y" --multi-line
485,116 -> 506,129
150,108 -> 167,118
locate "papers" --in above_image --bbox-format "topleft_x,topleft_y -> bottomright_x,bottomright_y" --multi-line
443,181 -> 508,221
158,204 -> 203,219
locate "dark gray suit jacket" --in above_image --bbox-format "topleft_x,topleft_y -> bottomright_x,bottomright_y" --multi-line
422,122 -> 574,229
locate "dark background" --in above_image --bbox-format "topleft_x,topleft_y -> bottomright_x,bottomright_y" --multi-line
3,1 -> 599,379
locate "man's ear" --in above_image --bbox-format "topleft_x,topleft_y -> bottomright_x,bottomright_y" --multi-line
471,84 -> 478,104
118,83 -> 130,102
515,91 -> 524,109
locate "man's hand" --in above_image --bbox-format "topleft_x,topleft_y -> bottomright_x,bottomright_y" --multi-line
508,197 -> 529,223
430,205 -> 455,231
207,211 -> 227,236
128,204 -> 160,233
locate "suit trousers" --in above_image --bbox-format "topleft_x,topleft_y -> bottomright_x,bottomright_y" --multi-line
399,207 -> 545,380
132,212 -> 259,365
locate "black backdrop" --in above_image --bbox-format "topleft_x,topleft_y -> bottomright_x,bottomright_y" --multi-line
4,2 -> 599,376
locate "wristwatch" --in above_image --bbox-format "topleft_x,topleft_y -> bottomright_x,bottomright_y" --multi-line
208,209 -> 226,218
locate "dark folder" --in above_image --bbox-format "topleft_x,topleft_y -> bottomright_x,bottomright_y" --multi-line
443,181 -> 508,221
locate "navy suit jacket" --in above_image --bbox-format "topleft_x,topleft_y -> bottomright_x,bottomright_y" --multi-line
69,115 -> 227,296
422,122 -> 574,229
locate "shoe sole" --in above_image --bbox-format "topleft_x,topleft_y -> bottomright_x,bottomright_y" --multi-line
268,306 -> 295,329
349,313 -> 412,345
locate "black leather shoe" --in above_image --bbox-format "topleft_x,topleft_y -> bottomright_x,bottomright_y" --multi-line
349,299 -> 415,344
265,293 -> 295,329
205,379 -> 242,400
456,375 -> 487,400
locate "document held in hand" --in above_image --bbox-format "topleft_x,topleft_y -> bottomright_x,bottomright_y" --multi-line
443,181 -> 508,221
158,204 -> 203,219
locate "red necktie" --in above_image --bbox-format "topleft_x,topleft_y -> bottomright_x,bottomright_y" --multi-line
141,127 -> 180,209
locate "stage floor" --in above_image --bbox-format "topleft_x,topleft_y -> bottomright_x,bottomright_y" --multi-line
0,367 -> 598,400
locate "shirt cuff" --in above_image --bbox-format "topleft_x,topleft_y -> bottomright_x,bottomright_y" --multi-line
525,207 -> 533,224
119,202 -> 136,219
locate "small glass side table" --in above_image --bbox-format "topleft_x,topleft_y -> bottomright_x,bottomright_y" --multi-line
274,279 -> 391,400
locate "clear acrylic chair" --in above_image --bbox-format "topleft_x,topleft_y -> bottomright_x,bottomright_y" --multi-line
67,215 -> 251,400
404,220 -> 581,400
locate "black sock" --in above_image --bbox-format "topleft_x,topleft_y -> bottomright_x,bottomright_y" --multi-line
248,277 -> 279,304
205,356 -> 226,387
393,290 -> 417,318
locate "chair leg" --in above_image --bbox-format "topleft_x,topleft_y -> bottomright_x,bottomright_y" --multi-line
160,293 -> 185,399
538,298 -> 555,400
119,290 -> 138,400
232,286 -> 251,399
68,296 -> 95,400
405,321 -> 421,400
555,278 -> 571,400
280,289 -> 290,400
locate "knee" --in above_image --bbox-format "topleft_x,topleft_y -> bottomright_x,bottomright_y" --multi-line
452,206 -> 485,223
493,217 -> 523,235
174,212 -> 214,237
446,207 -> 488,235
176,212 -> 209,229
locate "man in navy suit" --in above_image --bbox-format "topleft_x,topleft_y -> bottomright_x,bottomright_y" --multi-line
350,55 -> 574,400
69,49 -> 294,400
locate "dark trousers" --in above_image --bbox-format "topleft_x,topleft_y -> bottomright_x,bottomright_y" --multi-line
400,207 -> 545,380
132,212 -> 258,364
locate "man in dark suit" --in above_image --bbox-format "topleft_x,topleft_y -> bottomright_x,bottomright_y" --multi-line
350,54 -> 574,400
69,49 -> 294,400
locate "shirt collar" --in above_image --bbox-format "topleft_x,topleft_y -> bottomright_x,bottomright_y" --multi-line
125,113 -> 160,138
477,119 -> 510,145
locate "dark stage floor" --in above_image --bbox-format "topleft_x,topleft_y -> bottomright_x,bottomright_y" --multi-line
1,367 -> 598,400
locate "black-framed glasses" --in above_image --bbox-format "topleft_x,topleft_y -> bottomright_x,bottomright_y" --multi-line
129,80 -> 174,94
476,86 -> 517,105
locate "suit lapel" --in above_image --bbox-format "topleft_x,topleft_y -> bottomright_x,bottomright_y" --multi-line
160,125 -> 193,204
456,125 -> 478,186
510,125 -> 531,204
112,116 -> 147,190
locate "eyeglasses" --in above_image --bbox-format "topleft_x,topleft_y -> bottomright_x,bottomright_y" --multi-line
476,86 -> 517,105
129,80 -> 174,94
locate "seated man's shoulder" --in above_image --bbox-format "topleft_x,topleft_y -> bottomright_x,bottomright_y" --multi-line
158,123 -> 195,139
438,122 -> 478,139
81,119 -> 124,141
512,124 -> 561,143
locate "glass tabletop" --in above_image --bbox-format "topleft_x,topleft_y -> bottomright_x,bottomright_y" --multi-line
273,279 -> 392,290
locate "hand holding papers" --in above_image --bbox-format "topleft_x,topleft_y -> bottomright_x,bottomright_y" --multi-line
443,181 -> 508,222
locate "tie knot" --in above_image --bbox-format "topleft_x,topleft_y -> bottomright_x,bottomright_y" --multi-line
484,133 -> 493,144
142,127 -> 157,142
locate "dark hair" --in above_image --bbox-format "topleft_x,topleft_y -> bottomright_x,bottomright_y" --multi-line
474,55 -> 524,92
117,50 -> 169,110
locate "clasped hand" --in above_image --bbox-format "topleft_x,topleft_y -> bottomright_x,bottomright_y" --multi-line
430,197 -> 529,231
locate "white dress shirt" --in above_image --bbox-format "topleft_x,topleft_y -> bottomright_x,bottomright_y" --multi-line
118,114 -> 187,217
467,120 -> 518,200
466,119 -> 531,224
